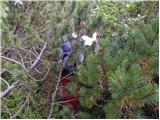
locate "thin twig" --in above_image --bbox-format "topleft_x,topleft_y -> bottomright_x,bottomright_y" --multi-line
34,67 -> 44,74
33,32 -> 46,44
60,71 -> 74,81
19,47 -> 38,58
47,63 -> 65,119
27,66 -> 50,81
18,51 -> 26,70
1,78 -> 10,87
2,104 -> 12,118
34,47 -> 54,54
10,93 -> 31,119
54,98 -> 79,105
32,47 -> 39,56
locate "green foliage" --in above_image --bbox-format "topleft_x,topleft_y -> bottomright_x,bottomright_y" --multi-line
104,100 -> 122,119
67,81 -> 79,96
59,106 -> 73,119
78,54 -> 100,85
79,86 -> 101,108
77,14 -> 158,118
107,64 -> 158,118
79,111 -> 91,119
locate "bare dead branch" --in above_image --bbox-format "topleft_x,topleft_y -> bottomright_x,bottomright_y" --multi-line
1,80 -> 20,99
30,43 -> 47,70
1,55 -> 50,82
47,63 -> 65,119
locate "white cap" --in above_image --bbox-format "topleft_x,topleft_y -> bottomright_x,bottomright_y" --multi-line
92,32 -> 98,41
72,32 -> 78,39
